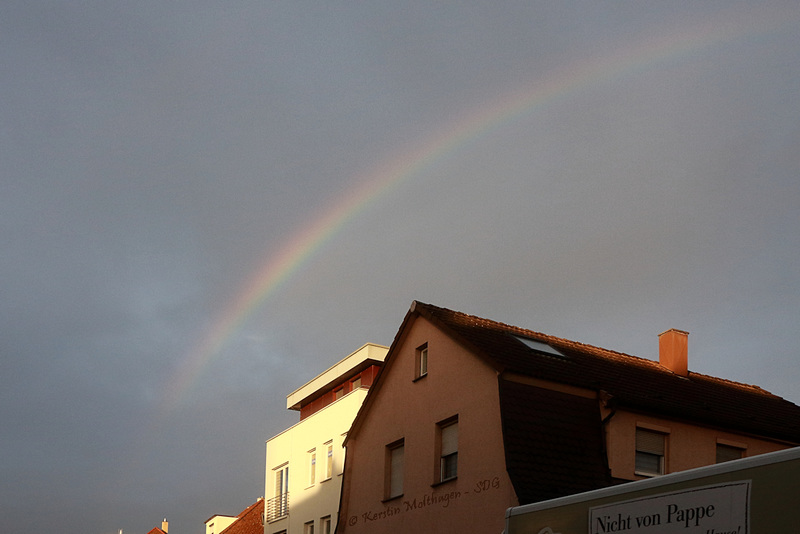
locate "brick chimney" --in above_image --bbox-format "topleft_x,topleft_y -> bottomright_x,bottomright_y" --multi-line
162,519 -> 168,534
659,329 -> 689,377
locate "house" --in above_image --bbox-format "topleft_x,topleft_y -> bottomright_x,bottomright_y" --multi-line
264,343 -> 388,534
335,301 -> 800,533
207,499 -> 264,534
146,519 -> 169,534
205,513 -> 237,534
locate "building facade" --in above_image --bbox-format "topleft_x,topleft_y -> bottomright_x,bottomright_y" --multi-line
335,302 -> 800,533
264,343 -> 387,534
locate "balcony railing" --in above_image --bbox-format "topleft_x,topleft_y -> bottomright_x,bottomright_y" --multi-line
266,492 -> 289,522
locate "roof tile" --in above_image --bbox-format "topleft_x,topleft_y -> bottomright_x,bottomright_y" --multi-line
414,301 -> 800,443
218,499 -> 264,534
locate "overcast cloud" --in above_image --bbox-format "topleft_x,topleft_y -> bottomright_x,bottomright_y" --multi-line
2,2 -> 799,533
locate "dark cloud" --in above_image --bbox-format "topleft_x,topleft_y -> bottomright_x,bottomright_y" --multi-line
2,2 -> 799,533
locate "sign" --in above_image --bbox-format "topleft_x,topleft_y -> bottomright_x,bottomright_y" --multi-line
505,447 -> 800,534
589,482 -> 749,534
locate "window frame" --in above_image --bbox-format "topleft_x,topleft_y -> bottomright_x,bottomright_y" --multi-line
635,427 -> 667,477
436,416 -> 459,484
385,439 -> 405,500
716,442 -> 745,463
320,516 -> 331,534
414,343 -> 428,380
324,440 -> 334,480
307,448 -> 316,486
270,463 -> 289,521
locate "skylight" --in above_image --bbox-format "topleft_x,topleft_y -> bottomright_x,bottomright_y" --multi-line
513,335 -> 566,358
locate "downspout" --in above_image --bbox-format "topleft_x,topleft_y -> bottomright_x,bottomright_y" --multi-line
599,390 -> 617,482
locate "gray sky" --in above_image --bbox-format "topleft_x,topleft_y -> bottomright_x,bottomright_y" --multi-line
2,2 -> 799,533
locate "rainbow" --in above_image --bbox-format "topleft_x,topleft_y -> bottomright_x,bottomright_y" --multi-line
159,8 -> 794,414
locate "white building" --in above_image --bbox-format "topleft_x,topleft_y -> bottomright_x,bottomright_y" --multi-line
264,343 -> 388,534
205,514 -> 236,534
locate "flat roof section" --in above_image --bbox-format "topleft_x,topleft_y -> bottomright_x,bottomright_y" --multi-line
286,343 -> 388,411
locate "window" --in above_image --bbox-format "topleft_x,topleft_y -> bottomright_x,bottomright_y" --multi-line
308,449 -> 316,485
513,335 -> 566,358
275,464 -> 289,501
635,428 -> 666,476
385,440 -> 404,499
351,375 -> 362,390
268,464 -> 289,521
304,521 -> 314,534
334,387 -> 344,401
716,443 -> 744,463
415,343 -> 428,379
320,516 -> 331,534
438,417 -> 458,482
325,441 -> 334,479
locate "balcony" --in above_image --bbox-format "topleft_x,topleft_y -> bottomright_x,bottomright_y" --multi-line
266,492 -> 289,522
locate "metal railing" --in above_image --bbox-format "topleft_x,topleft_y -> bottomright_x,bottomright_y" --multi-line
266,492 -> 289,522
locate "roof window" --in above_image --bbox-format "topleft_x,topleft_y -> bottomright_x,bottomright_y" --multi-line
513,335 -> 566,358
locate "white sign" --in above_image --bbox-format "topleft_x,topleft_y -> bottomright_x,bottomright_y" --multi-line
589,481 -> 750,534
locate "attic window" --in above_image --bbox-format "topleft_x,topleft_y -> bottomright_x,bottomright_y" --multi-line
513,335 -> 565,358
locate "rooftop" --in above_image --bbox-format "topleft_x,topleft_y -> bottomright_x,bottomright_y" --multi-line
217,498 -> 264,534
410,301 -> 800,443
286,343 -> 388,411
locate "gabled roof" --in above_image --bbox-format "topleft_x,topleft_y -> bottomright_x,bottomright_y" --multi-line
410,301 -> 800,443
146,529 -> 166,534
350,301 -> 800,447
217,498 -> 264,534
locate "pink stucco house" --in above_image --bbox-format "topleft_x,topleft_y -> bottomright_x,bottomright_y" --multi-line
335,301 -> 800,533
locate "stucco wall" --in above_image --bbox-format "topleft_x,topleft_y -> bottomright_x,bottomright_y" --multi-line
604,409 -> 793,480
265,388 -> 368,534
338,316 -> 518,533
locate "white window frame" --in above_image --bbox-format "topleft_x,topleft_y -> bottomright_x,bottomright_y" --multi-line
270,464 -> 289,521
307,449 -> 316,486
324,441 -> 334,480
320,516 -> 331,534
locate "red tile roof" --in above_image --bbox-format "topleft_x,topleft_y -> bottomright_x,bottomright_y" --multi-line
412,301 -> 800,443
218,499 -> 264,534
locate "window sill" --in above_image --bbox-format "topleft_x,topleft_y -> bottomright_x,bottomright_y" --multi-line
382,494 -> 403,503
431,476 -> 457,488
412,373 -> 428,383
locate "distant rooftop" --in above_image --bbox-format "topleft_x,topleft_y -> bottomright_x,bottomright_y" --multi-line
287,343 -> 388,411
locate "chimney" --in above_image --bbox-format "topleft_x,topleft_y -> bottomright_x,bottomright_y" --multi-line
659,329 -> 689,376
162,519 -> 168,534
